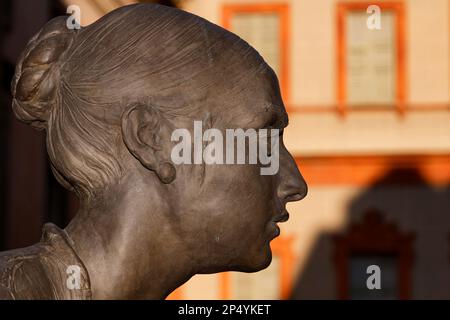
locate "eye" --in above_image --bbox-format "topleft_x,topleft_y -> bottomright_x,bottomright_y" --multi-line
266,114 -> 278,129
266,132 -> 272,156
260,128 -> 281,158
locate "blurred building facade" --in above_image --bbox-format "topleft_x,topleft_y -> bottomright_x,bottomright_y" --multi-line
177,0 -> 450,300
1,0 -> 450,300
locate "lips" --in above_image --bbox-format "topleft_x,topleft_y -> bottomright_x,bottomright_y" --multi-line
272,211 -> 289,223
269,207 -> 290,239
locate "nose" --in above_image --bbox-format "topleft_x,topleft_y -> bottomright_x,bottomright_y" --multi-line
277,151 -> 308,203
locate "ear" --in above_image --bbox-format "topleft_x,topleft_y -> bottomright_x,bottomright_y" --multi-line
121,104 -> 176,184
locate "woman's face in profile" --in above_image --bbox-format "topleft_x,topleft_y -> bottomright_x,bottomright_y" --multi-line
6,4 -> 309,299
166,68 -> 307,274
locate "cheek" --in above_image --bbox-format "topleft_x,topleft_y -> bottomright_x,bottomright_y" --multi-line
175,164 -> 277,248
205,166 -> 275,236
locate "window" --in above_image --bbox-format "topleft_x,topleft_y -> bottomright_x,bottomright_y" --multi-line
223,4 -> 290,102
337,2 -> 405,113
350,254 -> 397,299
334,209 -> 414,299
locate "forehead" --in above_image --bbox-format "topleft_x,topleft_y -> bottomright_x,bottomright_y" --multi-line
216,67 -> 288,128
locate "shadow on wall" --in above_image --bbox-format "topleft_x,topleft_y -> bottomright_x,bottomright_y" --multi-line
290,167 -> 450,300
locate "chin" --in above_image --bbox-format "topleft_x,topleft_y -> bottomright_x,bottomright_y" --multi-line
235,243 -> 273,273
200,241 -> 273,274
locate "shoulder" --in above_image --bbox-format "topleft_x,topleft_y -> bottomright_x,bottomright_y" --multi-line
0,284 -> 13,300
0,244 -> 54,300
0,224 -> 92,300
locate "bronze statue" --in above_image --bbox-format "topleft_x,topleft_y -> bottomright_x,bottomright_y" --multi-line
1,4 -> 307,300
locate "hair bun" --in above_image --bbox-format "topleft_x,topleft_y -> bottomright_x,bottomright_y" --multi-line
11,16 -> 76,130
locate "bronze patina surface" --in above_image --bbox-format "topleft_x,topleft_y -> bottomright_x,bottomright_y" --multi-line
1,4 -> 307,300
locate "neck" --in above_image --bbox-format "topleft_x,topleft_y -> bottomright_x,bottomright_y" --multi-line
65,173 -> 194,299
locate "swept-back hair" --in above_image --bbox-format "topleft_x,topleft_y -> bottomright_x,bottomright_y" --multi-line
11,4 -> 267,198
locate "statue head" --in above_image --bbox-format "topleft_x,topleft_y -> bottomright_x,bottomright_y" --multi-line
11,4 -> 307,298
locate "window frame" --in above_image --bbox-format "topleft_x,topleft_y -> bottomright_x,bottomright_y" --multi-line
333,209 -> 414,300
222,3 -> 291,104
336,1 -> 406,116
